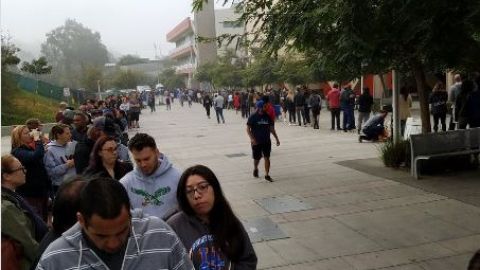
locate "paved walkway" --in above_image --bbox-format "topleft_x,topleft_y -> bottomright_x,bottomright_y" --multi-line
2,103 -> 479,269
135,103 -> 479,270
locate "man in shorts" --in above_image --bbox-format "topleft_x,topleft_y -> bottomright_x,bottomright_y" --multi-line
247,100 -> 280,182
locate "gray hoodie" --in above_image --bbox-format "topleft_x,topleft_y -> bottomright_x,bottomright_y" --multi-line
120,154 -> 180,220
167,211 -> 257,270
36,210 -> 194,270
43,141 -> 77,186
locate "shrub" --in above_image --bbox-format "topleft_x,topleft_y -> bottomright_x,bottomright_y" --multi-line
379,139 -> 411,168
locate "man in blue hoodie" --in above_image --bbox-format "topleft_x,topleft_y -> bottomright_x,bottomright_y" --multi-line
120,133 -> 181,220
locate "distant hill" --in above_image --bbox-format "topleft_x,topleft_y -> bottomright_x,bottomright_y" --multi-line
2,87 -> 58,126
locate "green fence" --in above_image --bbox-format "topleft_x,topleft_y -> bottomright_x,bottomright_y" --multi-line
11,73 -> 64,101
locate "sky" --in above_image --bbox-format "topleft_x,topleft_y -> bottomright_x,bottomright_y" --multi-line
1,0 -> 227,61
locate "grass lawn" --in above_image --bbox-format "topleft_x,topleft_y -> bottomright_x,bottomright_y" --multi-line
2,88 -> 60,126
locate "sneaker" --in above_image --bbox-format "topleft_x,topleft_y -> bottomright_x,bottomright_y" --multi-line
358,136 -> 363,143
253,169 -> 259,178
264,175 -> 273,182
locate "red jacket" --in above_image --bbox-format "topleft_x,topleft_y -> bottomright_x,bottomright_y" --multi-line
266,103 -> 276,122
326,88 -> 341,109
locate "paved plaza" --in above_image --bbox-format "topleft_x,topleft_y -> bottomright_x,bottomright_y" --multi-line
134,103 -> 479,270
2,103 -> 479,269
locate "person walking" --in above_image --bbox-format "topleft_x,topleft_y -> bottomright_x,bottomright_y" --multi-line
214,94 -> 225,124
357,87 -> 374,134
309,89 -> 322,129
167,165 -> 257,270
203,93 -> 212,119
429,81 -> 448,132
326,83 -> 341,130
246,100 -> 280,182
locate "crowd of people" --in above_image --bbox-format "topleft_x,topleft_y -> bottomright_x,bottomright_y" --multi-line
2,73 -> 480,269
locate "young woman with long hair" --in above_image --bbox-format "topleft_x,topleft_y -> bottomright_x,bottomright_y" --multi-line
167,165 -> 257,270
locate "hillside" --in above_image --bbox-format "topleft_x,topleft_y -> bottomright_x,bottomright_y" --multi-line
2,88 -> 59,126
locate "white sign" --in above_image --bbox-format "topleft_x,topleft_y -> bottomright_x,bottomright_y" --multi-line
63,88 -> 70,97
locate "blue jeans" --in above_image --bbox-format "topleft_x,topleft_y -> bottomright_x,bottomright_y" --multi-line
215,107 -> 225,123
342,106 -> 355,130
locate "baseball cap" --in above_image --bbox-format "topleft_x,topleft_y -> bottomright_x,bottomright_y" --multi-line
256,100 -> 265,109
92,116 -> 117,137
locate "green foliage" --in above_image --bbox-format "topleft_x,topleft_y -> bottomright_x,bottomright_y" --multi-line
379,140 -> 411,168
159,68 -> 185,89
1,36 -> 21,92
20,57 -> 52,76
80,65 -> 103,92
41,19 -> 110,88
112,68 -> 148,89
2,87 -> 59,126
118,55 -> 149,66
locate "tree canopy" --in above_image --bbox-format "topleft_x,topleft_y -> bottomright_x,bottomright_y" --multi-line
41,19 -> 110,89
118,54 -> 149,66
194,0 -> 480,133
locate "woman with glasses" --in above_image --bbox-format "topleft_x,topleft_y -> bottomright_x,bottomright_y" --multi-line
1,154 -> 48,270
11,125 -> 51,222
167,165 -> 257,270
84,136 -> 132,180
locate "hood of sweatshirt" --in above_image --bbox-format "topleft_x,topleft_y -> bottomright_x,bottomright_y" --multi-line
131,153 -> 173,182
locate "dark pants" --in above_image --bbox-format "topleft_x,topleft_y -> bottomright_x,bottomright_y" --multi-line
363,126 -> 384,140
205,106 -> 210,118
296,106 -> 305,125
312,107 -> 320,129
288,108 -> 296,123
330,108 -> 341,129
433,112 -> 447,132
215,107 -> 225,123
342,106 -> 355,130
304,106 -> 311,124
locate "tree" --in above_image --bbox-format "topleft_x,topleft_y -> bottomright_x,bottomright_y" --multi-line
80,65 -> 104,92
159,68 -> 185,89
194,0 -> 480,133
118,55 -> 149,66
41,19 -> 109,88
112,68 -> 148,89
1,35 -> 21,93
21,57 -> 52,105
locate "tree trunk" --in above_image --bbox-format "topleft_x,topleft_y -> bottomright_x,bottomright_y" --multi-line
409,60 -> 431,133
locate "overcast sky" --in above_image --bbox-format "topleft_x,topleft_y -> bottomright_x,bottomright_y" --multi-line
1,0 -> 226,60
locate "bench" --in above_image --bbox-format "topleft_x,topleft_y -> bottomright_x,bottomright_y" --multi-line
410,127 -> 480,179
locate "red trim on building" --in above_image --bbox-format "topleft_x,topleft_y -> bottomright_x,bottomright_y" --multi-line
169,46 -> 194,59
167,18 -> 192,42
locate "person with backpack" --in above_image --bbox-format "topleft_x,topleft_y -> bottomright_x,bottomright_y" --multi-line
340,84 -> 356,132
309,89 -> 322,129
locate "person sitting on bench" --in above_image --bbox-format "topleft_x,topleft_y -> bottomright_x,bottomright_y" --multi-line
359,110 -> 389,142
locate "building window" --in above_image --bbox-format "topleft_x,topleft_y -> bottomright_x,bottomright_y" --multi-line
222,21 -> 242,28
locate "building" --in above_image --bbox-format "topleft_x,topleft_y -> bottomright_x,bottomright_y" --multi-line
167,1 -> 217,89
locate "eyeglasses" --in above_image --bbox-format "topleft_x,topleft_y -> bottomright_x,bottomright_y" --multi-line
185,182 -> 210,198
10,166 -> 26,174
102,147 -> 118,153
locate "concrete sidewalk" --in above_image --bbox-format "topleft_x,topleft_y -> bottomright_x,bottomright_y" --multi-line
2,104 -> 479,269
134,104 -> 479,270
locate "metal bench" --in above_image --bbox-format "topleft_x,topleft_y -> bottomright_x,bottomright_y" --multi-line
410,127 -> 480,179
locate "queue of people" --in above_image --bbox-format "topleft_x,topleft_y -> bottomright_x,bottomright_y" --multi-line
2,89 -> 258,269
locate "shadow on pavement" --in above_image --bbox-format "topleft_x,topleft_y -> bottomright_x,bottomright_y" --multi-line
337,158 -> 480,207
